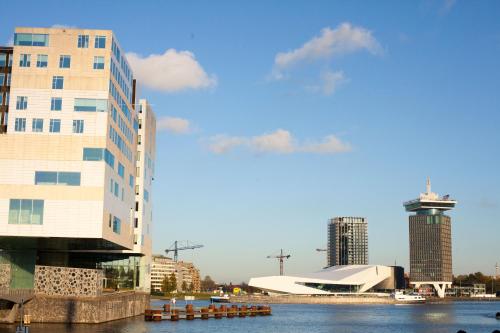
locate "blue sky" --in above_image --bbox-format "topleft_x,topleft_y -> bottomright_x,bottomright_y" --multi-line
2,0 -> 500,283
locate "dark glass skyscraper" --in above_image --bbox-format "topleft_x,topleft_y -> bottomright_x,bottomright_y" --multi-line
327,217 -> 368,267
404,178 -> 456,298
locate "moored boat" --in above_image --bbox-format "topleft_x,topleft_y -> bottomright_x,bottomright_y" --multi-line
210,294 -> 230,303
391,291 -> 426,303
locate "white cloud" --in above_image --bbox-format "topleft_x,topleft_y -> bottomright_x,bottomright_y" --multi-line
207,129 -> 351,155
273,23 -> 382,73
157,116 -> 191,134
127,49 -> 217,92
306,70 -> 346,95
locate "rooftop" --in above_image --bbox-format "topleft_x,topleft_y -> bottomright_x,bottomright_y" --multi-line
403,178 -> 457,212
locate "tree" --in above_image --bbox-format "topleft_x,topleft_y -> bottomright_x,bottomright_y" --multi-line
201,275 -> 216,292
188,282 -> 194,292
161,275 -> 171,293
169,272 -> 177,293
181,281 -> 188,292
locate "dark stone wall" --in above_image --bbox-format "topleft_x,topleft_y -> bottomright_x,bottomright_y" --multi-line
24,291 -> 149,323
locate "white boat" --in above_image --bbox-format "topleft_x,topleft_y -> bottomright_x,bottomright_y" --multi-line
210,294 -> 230,303
391,291 -> 426,303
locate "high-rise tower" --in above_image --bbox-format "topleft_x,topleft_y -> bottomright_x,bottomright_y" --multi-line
327,217 -> 368,267
403,178 -> 456,298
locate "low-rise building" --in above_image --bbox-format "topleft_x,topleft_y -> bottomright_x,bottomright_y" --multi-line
150,255 -> 201,293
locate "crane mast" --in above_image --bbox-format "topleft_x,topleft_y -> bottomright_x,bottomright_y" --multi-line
267,249 -> 291,276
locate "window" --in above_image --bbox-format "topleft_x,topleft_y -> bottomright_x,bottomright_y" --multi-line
15,118 -> 26,132
112,106 -> 117,122
14,33 -> 49,47
8,199 -> 44,225
0,94 -> 2,105
93,56 -> 105,69
104,149 -> 115,168
95,35 -> 106,48
19,54 -> 31,67
77,34 -> 89,48
112,216 -> 121,234
49,119 -> 61,133
59,55 -> 71,68
0,73 -> 4,85
144,190 -> 149,202
4,92 -> 9,106
114,182 -> 119,197
52,76 -> 64,89
118,162 -> 124,178
83,148 -> 104,161
36,54 -> 48,68
34,171 -> 81,186
16,96 -> 28,110
32,118 -> 43,132
121,188 -> 124,201
72,119 -> 84,133
5,74 -> 10,86
129,174 -> 134,188
0,54 -> 6,67
50,97 -> 62,111
110,178 -> 114,193
74,98 -> 107,112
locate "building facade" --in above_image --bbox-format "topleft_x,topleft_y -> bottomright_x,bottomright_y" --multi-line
404,178 -> 456,298
0,27 -> 155,292
151,255 -> 201,293
0,46 -> 13,133
327,217 -> 368,267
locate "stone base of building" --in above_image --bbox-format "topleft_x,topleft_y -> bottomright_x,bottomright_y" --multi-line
23,291 -> 149,323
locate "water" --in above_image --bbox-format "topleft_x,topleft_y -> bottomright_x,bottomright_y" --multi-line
0,300 -> 499,333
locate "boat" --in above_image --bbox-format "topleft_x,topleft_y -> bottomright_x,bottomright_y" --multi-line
210,294 -> 230,303
391,291 -> 426,303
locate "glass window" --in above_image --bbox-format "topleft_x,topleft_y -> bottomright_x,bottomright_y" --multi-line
112,216 -> 121,234
8,199 -> 44,224
83,148 -> 104,161
6,74 -> 10,86
59,55 -> 71,68
19,54 -> 31,67
74,98 -> 107,112
114,182 -> 119,197
36,54 -> 48,68
0,93 -> 2,105
144,190 -> 149,202
4,92 -> 9,106
0,73 -> 4,85
72,119 -> 84,133
57,172 -> 81,186
16,96 -> 28,110
34,171 -> 57,185
104,149 -> 115,168
51,97 -> 62,111
49,119 -> 61,133
77,34 -> 89,48
110,179 -> 114,193
32,118 -> 43,132
129,174 -> 134,188
0,54 -> 6,67
52,76 -> 64,89
14,33 -> 49,47
95,35 -> 106,48
118,162 -> 124,178
93,56 -> 105,69
15,118 -> 26,132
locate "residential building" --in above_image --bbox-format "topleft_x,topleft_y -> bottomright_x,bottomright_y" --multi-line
0,27 -> 155,292
404,178 -> 456,298
0,46 -> 13,133
150,255 -> 201,293
327,217 -> 368,267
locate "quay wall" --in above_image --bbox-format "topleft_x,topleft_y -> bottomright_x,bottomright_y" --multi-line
24,291 -> 149,323
231,295 -> 396,304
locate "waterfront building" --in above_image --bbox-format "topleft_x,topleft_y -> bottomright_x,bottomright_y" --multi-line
404,178 -> 456,298
0,27 -> 155,293
150,255 -> 201,293
327,217 -> 368,267
249,265 -> 405,295
0,46 -> 13,133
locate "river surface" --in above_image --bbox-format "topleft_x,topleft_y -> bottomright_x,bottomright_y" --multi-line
0,300 -> 499,333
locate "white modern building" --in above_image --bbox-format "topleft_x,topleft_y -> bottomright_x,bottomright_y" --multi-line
249,265 -> 404,295
0,27 -> 155,291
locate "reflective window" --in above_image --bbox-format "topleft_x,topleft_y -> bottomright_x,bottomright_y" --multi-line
93,56 -> 105,69
0,73 -> 4,85
144,190 -> 149,202
114,182 -> 119,197
72,119 -> 84,133
32,118 -> 43,132
59,55 -> 71,68
95,35 -> 106,48
35,171 -> 81,186
8,199 -> 44,225
83,148 -> 104,161
19,54 -> 31,67
49,119 -> 61,133
105,149 -> 115,168
14,33 -> 49,47
74,98 -> 107,112
36,54 -> 48,68
5,74 -> 10,86
77,35 -> 89,48
52,76 -> 64,89
16,96 -> 28,110
112,216 -> 121,234
129,174 -> 134,188
51,97 -> 62,111
118,162 -> 124,178
15,118 -> 26,132
0,54 -> 6,66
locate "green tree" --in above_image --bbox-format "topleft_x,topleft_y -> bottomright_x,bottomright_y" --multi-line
181,281 -> 188,292
161,275 -> 171,293
169,272 -> 177,293
188,282 -> 194,292
201,275 -> 216,291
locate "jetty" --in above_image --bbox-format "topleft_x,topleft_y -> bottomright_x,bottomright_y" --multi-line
145,304 -> 272,321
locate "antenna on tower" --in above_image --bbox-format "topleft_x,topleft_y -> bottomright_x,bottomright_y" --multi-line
426,177 -> 431,194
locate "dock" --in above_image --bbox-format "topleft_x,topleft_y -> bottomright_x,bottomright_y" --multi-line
145,304 -> 272,321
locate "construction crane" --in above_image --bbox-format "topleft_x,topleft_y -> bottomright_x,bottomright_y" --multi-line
267,249 -> 291,276
165,240 -> 204,262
